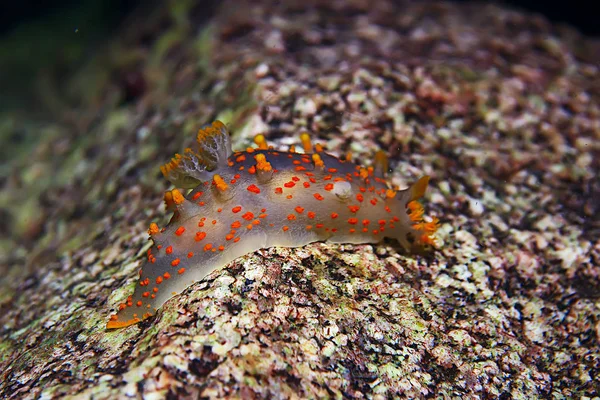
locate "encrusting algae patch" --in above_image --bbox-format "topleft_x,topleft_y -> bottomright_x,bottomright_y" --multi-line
107,121 -> 438,328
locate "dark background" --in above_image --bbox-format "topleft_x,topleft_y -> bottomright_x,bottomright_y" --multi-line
0,0 -> 598,37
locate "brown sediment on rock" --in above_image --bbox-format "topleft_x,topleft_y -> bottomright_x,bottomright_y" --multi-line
0,0 -> 598,398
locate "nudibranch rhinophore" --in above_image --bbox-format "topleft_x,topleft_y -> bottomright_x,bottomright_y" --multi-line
107,121 -> 438,329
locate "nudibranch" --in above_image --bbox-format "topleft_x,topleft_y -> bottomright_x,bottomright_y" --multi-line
107,121 -> 438,329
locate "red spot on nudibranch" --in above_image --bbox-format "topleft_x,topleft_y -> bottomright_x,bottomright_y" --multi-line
307,211 -> 316,219
331,212 -> 339,219
175,226 -> 185,236
232,206 -> 242,213
247,184 -> 261,194
324,183 -> 334,191
348,205 -> 360,213
195,232 -> 206,241
295,206 -> 304,214
166,246 -> 173,254
314,193 -> 324,201
242,212 -> 254,221
275,187 -> 283,194
171,258 -> 180,266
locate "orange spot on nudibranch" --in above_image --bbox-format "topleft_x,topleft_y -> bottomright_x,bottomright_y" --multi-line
175,226 -> 185,236
148,223 -> 159,235
171,189 -> 185,205
254,134 -> 268,150
213,174 -> 228,191
254,153 -> 272,172
300,132 -> 312,153
312,153 -> 324,168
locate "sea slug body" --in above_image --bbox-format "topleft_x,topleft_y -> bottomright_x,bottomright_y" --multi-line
107,121 -> 438,329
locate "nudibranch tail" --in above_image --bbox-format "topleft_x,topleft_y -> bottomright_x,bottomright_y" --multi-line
107,120 -> 438,329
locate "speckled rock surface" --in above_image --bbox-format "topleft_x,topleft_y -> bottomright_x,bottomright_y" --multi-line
1,0 -> 599,398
